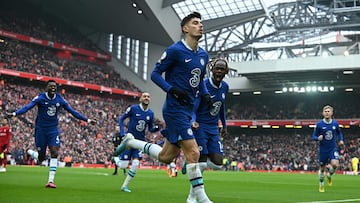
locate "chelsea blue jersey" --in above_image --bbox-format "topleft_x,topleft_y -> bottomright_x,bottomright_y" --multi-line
119,104 -> 156,141
15,92 -> 88,128
312,119 -> 344,153
194,78 -> 229,129
151,39 -> 209,116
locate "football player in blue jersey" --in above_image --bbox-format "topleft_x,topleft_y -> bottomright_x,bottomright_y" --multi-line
185,58 -> 229,201
7,80 -> 96,188
114,12 -> 213,203
114,92 -> 160,192
312,105 -> 344,192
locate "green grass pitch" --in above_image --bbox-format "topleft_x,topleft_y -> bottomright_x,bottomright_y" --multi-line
0,166 -> 359,203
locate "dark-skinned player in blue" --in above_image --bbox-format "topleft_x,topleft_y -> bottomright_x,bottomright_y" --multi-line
7,80 -> 96,188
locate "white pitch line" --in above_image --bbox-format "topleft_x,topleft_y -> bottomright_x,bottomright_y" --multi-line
294,198 -> 360,203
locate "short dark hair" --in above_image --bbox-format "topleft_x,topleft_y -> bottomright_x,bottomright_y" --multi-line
180,12 -> 201,28
47,80 -> 57,85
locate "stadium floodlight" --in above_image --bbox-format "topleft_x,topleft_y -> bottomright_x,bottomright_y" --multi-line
282,87 -> 287,92
132,2 -> 137,7
311,86 -> 317,92
343,70 -> 353,75
306,86 -> 311,92
329,86 -> 335,91
294,87 -> 299,92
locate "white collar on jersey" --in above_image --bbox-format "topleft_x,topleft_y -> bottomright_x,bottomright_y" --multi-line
322,118 -> 332,124
45,92 -> 56,100
181,39 -> 199,52
139,103 -> 149,112
209,77 -> 222,89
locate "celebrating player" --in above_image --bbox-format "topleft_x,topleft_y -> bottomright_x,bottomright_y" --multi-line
114,92 -> 160,192
7,80 -> 96,188
312,105 -> 344,192
114,12 -> 213,203
184,58 -> 229,201
0,118 -> 11,172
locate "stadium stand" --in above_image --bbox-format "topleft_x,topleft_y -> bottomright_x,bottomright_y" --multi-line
1,2 -> 358,173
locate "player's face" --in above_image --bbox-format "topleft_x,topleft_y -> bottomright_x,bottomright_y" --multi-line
323,108 -> 333,119
46,82 -> 57,95
1,119 -> 7,126
211,61 -> 228,83
184,17 -> 203,40
140,93 -> 151,105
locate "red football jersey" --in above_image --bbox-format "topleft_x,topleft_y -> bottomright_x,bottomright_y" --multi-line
0,126 -> 11,146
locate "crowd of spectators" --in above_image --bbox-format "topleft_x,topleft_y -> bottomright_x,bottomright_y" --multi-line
0,39 -> 140,93
1,80 -> 164,166
0,3 -> 106,54
0,3 -> 141,93
223,128 -> 359,172
0,5 -> 358,172
2,79 -> 358,172
226,92 -> 360,120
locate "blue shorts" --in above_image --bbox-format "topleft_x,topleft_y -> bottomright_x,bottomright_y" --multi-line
194,124 -> 223,156
120,149 -> 142,160
162,112 -> 194,144
318,148 -> 339,166
34,127 -> 60,153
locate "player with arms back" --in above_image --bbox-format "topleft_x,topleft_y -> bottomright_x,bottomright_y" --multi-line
7,80 -> 96,188
115,92 -> 160,192
183,58 -> 229,202
114,12 -> 213,203
312,105 -> 344,192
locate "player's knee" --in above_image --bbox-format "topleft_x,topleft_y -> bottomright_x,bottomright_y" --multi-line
209,154 -> 223,165
199,155 -> 207,162
158,154 -> 174,164
132,159 -> 140,168
118,160 -> 129,169
184,148 -> 199,163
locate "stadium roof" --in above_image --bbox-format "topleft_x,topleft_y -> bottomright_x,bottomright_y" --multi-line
18,0 -> 360,92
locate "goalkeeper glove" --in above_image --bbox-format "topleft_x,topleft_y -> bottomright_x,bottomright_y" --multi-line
169,87 -> 191,106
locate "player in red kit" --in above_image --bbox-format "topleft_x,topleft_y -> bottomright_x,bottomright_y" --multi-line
0,118 -> 11,172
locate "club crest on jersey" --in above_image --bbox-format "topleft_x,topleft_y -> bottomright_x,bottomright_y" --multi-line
56,103 -> 60,107
200,58 -> 205,66
146,116 -> 150,121
222,93 -> 225,99
158,51 -> 167,62
187,128 -> 193,136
